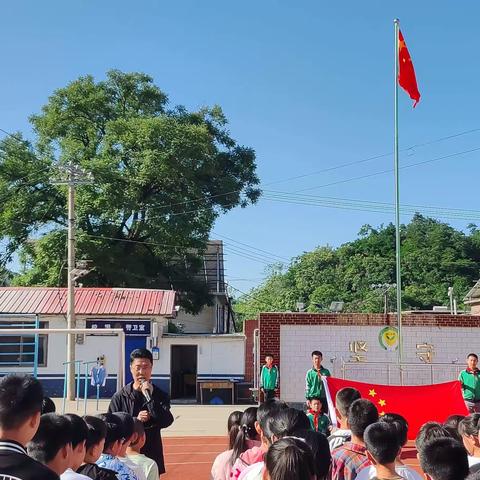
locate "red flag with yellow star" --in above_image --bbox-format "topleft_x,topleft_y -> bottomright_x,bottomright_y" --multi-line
398,29 -> 421,107
325,377 -> 467,439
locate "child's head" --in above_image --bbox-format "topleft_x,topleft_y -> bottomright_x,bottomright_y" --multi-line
309,397 -> 323,413
63,414 -> 89,470
467,353 -> 479,370
264,437 -> 315,480
266,407 -> 310,443
311,351 -> 323,368
0,374 -> 43,445
335,387 -> 361,421
41,397 -> 56,415
443,414 -> 465,443
420,437 -> 469,480
129,418 -> 146,452
265,354 -> 274,367
293,430 -> 331,480
227,410 -> 242,450
364,422 -> 401,467
27,413 -> 72,475
97,413 -> 124,456
415,422 -> 451,454
230,407 -> 258,465
379,413 -> 408,447
112,412 -> 135,455
458,414 -> 480,456
347,399 -> 378,441
257,400 -> 289,447
83,415 -> 107,463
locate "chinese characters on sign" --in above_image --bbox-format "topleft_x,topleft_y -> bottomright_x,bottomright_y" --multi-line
86,320 -> 151,335
416,343 -> 435,363
349,340 -> 368,362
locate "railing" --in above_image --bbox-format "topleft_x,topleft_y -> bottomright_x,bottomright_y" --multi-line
341,360 -> 464,385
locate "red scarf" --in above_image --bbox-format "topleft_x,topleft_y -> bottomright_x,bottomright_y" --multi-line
308,409 -> 320,430
467,368 -> 480,374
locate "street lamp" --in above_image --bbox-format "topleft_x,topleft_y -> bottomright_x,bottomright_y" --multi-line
371,283 -> 396,314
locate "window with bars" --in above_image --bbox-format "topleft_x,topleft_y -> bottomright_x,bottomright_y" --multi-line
0,321 -> 47,367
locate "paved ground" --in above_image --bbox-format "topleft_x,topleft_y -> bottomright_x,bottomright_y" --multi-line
54,399 -> 250,436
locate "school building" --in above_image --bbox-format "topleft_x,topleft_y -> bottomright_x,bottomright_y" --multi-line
0,286 -> 246,401
244,311 -> 480,404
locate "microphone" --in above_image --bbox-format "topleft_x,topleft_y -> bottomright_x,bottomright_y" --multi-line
140,379 -> 152,403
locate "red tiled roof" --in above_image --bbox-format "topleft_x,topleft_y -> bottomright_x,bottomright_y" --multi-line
0,287 -> 176,316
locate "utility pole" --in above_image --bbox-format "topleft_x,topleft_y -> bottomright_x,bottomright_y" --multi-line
54,163 -> 92,400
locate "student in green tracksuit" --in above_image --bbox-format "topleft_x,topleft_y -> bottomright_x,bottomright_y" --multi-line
260,354 -> 279,401
305,350 -> 331,409
459,353 -> 480,413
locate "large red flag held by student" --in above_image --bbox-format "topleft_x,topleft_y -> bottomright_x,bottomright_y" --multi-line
398,29 -> 421,107
324,377 -> 467,440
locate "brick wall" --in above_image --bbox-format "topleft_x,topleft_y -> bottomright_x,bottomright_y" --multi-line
243,319 -> 258,383
257,312 -> 480,401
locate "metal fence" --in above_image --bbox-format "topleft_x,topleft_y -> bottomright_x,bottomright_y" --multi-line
341,361 -> 464,386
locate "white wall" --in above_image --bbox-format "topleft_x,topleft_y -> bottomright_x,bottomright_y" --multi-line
2,315 -> 166,377
280,325 -> 470,403
175,306 -> 216,334
153,334 -> 245,378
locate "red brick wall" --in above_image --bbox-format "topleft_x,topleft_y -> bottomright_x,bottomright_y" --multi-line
258,312 -> 480,393
243,318 -> 258,383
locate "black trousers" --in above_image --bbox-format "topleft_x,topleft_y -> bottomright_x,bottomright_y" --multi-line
264,389 -> 276,401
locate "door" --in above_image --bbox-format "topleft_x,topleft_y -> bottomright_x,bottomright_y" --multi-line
170,345 -> 198,399
125,336 -> 147,384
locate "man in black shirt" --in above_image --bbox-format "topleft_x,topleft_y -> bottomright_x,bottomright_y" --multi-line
108,348 -> 173,476
0,374 -> 59,480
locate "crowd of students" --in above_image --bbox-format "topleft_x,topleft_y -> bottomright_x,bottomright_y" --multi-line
211,384 -> 480,480
0,373 -> 159,480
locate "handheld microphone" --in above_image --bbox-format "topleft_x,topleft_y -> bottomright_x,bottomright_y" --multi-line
140,379 -> 152,403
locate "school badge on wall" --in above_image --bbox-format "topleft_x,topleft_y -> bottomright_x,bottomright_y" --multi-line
378,326 -> 399,351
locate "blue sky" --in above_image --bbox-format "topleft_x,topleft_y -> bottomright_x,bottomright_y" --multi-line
1,1 -> 479,294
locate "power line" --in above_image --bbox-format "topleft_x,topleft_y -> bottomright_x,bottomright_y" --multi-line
123,126 -> 480,214
212,231 -> 289,262
226,283 -> 276,310
262,195 -> 480,222
291,145 -> 480,194
144,144 -> 480,221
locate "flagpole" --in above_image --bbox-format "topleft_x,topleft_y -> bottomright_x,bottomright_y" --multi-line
394,18 -> 403,369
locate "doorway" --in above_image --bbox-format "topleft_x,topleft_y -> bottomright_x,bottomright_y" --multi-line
170,345 -> 198,400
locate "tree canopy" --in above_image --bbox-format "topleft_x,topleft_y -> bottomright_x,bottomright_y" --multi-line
0,70 -> 260,313
234,214 -> 480,321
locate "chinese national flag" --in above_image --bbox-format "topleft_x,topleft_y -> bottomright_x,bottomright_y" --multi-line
398,29 -> 421,107
325,377 -> 467,440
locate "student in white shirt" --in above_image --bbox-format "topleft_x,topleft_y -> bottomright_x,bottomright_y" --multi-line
112,412 -> 147,480
127,418 -> 159,480
328,387 -> 361,451
356,413 -> 422,480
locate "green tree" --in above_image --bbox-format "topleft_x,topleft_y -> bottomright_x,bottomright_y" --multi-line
234,214 -> 480,320
0,70 -> 260,313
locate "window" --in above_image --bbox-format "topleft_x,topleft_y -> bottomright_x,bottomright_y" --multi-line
0,320 -> 48,367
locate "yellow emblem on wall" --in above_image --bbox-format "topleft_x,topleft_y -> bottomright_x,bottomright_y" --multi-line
378,326 -> 399,351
